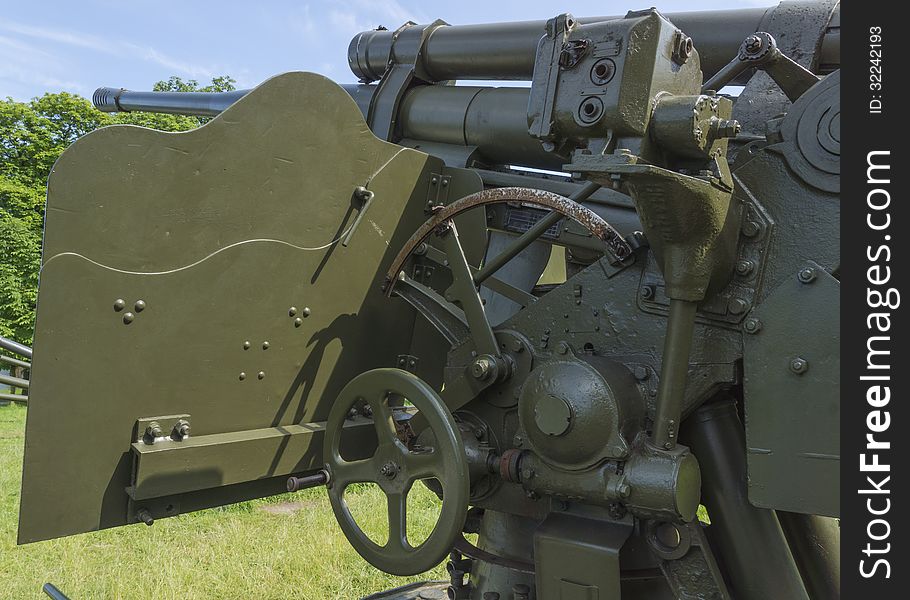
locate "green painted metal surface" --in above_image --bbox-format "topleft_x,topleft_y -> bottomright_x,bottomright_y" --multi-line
744,264 -> 840,517
19,72 -> 443,543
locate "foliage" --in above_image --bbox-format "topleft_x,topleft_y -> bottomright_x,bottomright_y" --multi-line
0,77 -> 235,345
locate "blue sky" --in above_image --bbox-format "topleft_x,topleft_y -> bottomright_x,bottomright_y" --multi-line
1,0 -> 772,101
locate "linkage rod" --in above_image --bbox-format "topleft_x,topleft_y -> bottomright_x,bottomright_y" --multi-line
473,181 -> 601,285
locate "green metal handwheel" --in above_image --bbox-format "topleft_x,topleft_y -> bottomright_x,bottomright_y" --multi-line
324,368 -> 470,576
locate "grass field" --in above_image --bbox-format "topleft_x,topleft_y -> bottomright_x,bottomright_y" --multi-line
0,404 -> 446,599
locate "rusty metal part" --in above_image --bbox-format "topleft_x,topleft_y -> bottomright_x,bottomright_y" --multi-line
384,187 -> 631,295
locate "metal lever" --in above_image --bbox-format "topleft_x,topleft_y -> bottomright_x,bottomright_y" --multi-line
341,186 -> 376,247
702,32 -> 820,102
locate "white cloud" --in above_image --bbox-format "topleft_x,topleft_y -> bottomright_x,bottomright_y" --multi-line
0,19 -> 223,80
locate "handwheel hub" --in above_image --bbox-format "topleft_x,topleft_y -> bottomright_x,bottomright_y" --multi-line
380,461 -> 401,480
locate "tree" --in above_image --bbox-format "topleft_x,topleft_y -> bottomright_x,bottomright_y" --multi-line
0,76 -> 235,345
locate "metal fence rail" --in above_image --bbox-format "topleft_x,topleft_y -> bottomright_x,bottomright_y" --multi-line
0,335 -> 31,405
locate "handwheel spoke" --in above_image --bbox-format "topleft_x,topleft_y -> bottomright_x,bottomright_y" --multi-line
405,449 -> 442,482
368,393 -> 399,447
386,490 -> 409,550
333,457 -> 378,488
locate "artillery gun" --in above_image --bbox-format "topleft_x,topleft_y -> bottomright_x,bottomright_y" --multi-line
18,1 -> 841,598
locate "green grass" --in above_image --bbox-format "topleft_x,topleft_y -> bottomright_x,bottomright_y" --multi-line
0,405 -> 446,599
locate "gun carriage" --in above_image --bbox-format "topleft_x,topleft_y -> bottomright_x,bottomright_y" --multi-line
19,2 -> 841,599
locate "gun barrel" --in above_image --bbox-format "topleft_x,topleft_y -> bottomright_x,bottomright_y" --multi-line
348,5 -> 839,83
93,87 -> 251,116
92,84 -> 372,118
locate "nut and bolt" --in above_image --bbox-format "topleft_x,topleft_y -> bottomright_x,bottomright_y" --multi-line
675,35 -> 693,63
471,356 -> 495,380
728,298 -> 751,315
557,341 -> 571,355
136,508 -> 154,526
745,35 -> 763,54
743,318 -> 762,334
735,259 -> 755,276
144,422 -> 163,443
713,118 -> 741,139
379,462 -> 399,479
617,481 -> 632,498
789,356 -> 809,375
633,366 -> 650,381
353,186 -> 374,202
173,420 -> 191,439
742,221 -> 761,237
798,267 -> 817,284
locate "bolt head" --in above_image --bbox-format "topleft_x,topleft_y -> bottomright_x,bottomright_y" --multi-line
744,35 -> 763,53
728,298 -> 751,315
113,298 -> 126,311
789,357 -> 809,375
798,267 -> 817,284
173,420 -> 191,439
144,424 -> 162,442
743,318 -> 762,334
618,481 -> 632,498
735,259 -> 755,276
122,312 -> 135,324
633,366 -> 650,381
742,221 -> 761,237
470,356 -> 494,380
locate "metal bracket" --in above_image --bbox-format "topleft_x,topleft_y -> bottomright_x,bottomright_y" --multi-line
135,414 -> 191,445
366,20 -> 449,141
396,354 -> 419,373
425,173 -> 452,212
528,13 -> 578,141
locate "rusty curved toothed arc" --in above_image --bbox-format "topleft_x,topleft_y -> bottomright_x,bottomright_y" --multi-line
383,186 -> 633,295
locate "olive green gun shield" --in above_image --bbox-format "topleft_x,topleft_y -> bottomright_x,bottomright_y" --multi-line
18,72 -> 446,543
